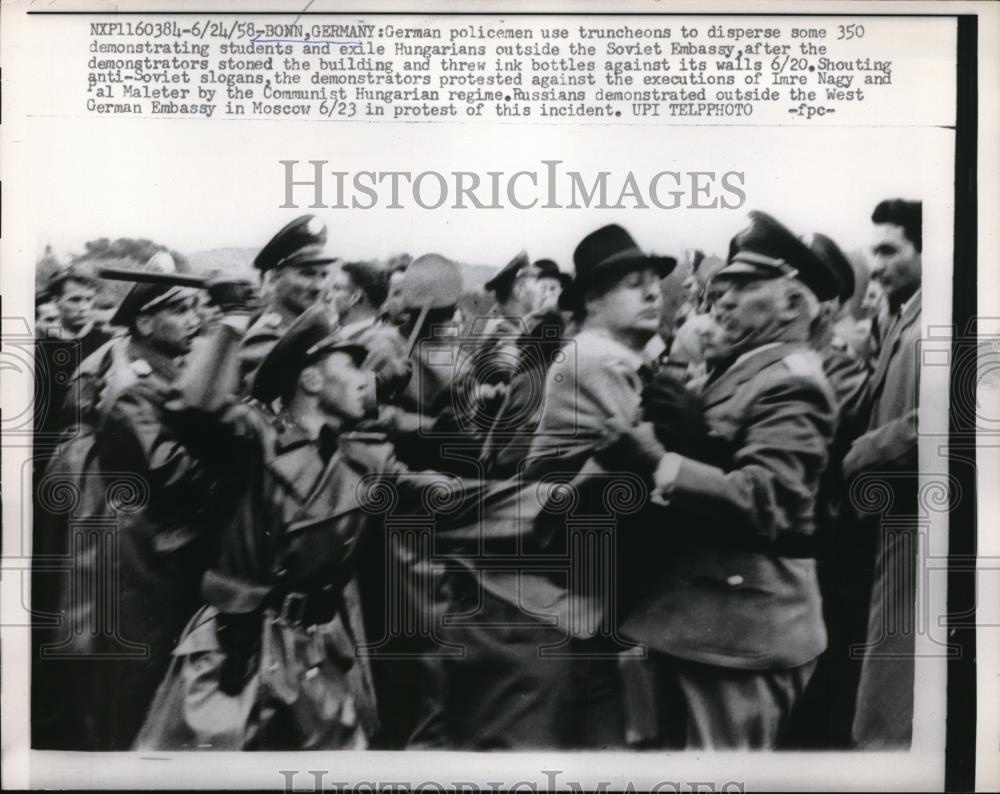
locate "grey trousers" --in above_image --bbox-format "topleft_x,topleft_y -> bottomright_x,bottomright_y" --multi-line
651,653 -> 817,750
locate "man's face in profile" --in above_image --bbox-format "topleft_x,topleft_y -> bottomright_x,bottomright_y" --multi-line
870,222 -> 921,308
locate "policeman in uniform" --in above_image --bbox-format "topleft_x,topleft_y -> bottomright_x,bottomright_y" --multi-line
136,302 -> 400,750
786,232 -> 873,747
603,211 -> 840,749
34,278 -> 211,750
238,214 -> 338,387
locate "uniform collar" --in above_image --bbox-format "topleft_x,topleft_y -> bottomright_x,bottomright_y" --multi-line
126,336 -> 182,383
730,340 -> 785,369
273,413 -> 341,460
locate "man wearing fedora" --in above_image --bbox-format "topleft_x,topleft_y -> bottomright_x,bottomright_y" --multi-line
34,276 -> 215,750
239,214 -> 338,388
599,211 -> 839,749
440,224 -> 679,749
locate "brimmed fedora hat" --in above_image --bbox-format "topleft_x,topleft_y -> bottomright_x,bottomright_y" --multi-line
534,258 -> 573,291
559,224 -> 676,310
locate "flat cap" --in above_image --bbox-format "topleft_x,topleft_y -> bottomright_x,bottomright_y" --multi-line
251,305 -> 367,404
254,214 -> 337,273
717,211 -> 840,301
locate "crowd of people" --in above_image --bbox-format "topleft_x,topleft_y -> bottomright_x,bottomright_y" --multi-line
31,199 -> 923,752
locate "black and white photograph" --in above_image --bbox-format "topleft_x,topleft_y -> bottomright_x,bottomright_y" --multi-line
0,1 -> 996,791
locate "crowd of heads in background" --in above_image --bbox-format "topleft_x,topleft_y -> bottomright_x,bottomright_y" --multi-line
34,199 -> 923,380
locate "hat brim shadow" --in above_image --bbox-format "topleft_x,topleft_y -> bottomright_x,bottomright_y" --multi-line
558,255 -> 676,311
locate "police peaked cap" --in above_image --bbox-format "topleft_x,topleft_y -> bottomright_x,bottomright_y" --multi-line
484,250 -> 532,293
802,232 -> 856,304
718,211 -> 841,302
254,214 -> 338,273
251,306 -> 367,403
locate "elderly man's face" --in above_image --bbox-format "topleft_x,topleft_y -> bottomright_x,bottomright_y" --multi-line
707,276 -> 788,355
870,223 -> 921,307
137,296 -> 202,357
273,263 -> 331,315
587,266 -> 664,339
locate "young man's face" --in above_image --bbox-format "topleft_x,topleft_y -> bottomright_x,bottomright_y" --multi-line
317,351 -> 372,422
587,266 -> 664,339
137,297 -> 202,357
56,279 -> 96,333
328,270 -> 360,320
870,223 -> 921,307
273,263 -> 332,315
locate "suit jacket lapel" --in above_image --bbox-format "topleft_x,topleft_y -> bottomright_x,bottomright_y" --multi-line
868,290 -> 921,402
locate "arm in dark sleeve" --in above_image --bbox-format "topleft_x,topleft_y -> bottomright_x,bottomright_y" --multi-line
100,383 -> 213,504
666,376 -> 836,542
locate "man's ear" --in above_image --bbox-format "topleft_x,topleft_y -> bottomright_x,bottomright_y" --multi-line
134,313 -> 154,338
299,365 -> 323,395
780,284 -> 815,325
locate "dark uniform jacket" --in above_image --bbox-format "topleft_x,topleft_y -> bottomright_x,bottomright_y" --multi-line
35,335 -> 215,750
237,302 -> 298,390
136,324 -> 446,750
621,341 -> 837,670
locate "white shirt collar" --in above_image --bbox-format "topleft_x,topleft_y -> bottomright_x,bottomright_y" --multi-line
900,288 -> 921,317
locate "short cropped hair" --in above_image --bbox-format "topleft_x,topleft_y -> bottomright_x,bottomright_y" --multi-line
871,199 -> 922,252
341,261 -> 388,309
48,264 -> 98,298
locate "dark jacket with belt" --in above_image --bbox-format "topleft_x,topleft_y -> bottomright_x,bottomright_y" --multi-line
35,335 -> 215,750
621,341 -> 837,670
136,322 -> 449,750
